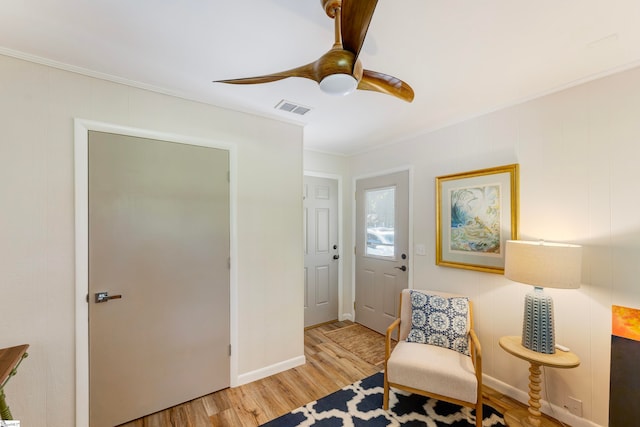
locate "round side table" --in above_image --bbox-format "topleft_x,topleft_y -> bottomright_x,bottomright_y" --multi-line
499,336 -> 580,427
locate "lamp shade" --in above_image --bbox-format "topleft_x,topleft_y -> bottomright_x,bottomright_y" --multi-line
504,240 -> 582,289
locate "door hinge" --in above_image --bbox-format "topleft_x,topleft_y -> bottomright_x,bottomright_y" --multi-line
86,294 -> 89,303
354,301 -> 356,310
229,344 -> 232,356
228,257 -> 231,270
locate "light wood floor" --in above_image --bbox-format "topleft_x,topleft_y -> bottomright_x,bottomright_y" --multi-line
119,321 -> 559,427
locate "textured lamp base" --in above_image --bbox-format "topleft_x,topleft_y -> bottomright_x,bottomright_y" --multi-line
522,287 -> 555,354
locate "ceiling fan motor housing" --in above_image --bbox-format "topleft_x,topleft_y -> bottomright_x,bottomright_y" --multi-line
315,49 -> 362,81
316,45 -> 364,96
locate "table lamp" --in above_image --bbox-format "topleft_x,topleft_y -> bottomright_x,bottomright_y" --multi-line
504,240 -> 582,354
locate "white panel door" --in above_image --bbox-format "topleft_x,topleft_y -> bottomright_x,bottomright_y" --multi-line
304,176 -> 339,327
88,131 -> 230,427
355,170 -> 409,335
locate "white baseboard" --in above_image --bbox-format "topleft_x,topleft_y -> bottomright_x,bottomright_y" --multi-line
236,355 -> 306,386
340,312 -> 353,322
483,375 -> 602,427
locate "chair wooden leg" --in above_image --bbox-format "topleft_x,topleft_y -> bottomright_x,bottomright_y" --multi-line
475,402 -> 483,427
383,375 -> 389,410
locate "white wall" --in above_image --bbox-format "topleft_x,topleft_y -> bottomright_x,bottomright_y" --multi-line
0,54 -> 304,426
341,65 -> 640,426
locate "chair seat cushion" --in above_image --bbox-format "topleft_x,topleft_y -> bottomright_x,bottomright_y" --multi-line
386,341 -> 478,404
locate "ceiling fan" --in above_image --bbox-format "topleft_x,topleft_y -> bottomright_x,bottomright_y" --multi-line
213,0 -> 414,102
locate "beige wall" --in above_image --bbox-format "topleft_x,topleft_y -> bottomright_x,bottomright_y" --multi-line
4,48 -> 638,427
0,54 -> 304,426
334,65 -> 640,427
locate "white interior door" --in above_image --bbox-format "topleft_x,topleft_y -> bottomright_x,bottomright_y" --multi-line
303,176 -> 339,327
88,131 -> 230,427
355,170 -> 409,335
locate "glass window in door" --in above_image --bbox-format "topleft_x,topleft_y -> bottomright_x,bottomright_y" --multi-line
365,186 -> 395,258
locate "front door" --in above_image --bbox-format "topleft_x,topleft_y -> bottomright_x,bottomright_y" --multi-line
88,131 -> 230,427
303,175 -> 339,327
355,170 -> 409,335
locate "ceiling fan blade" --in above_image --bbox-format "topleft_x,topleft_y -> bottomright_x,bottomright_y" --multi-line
358,69 -> 415,102
214,62 -> 319,85
340,0 -> 378,59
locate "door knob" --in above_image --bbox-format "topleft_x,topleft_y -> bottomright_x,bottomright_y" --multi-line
95,292 -> 123,303
394,265 -> 407,272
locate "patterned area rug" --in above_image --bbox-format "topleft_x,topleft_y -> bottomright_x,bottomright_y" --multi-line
261,372 -> 505,426
323,324 -> 395,366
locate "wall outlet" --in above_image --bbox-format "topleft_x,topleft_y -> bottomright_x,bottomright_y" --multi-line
565,396 -> 583,417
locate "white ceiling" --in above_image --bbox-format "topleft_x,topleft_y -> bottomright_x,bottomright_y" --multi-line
2,0 -> 640,155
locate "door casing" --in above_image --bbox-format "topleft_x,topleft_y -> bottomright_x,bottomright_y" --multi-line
74,119 -> 239,427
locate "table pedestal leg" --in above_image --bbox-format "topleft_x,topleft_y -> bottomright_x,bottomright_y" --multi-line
526,362 -> 543,426
503,362 -> 562,427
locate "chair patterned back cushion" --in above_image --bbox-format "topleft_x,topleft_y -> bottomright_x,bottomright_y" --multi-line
406,290 -> 470,356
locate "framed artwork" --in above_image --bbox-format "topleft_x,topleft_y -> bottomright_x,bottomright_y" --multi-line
436,164 -> 519,274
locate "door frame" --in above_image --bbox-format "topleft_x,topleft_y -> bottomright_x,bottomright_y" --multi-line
351,166 -> 414,321
74,119 -> 238,426
303,171 -> 345,321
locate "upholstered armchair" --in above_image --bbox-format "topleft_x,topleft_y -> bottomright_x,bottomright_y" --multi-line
384,289 -> 483,427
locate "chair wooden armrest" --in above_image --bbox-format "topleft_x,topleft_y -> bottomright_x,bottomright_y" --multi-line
469,329 -> 483,405
469,329 -> 482,360
385,318 -> 401,362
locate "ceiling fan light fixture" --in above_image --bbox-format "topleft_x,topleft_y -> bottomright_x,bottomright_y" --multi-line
319,73 -> 358,96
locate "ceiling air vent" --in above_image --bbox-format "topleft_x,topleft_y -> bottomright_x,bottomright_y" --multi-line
275,100 -> 312,116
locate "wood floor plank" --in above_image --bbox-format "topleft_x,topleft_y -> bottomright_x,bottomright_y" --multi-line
187,399 -> 211,427
199,394 -> 220,418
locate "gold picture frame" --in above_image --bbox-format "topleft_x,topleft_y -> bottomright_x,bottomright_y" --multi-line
436,164 -> 519,274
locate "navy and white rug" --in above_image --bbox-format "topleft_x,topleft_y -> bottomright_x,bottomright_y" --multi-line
261,372 -> 505,426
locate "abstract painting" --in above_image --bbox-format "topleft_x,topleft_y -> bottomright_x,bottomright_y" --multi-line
436,164 -> 519,273
610,304 -> 640,427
